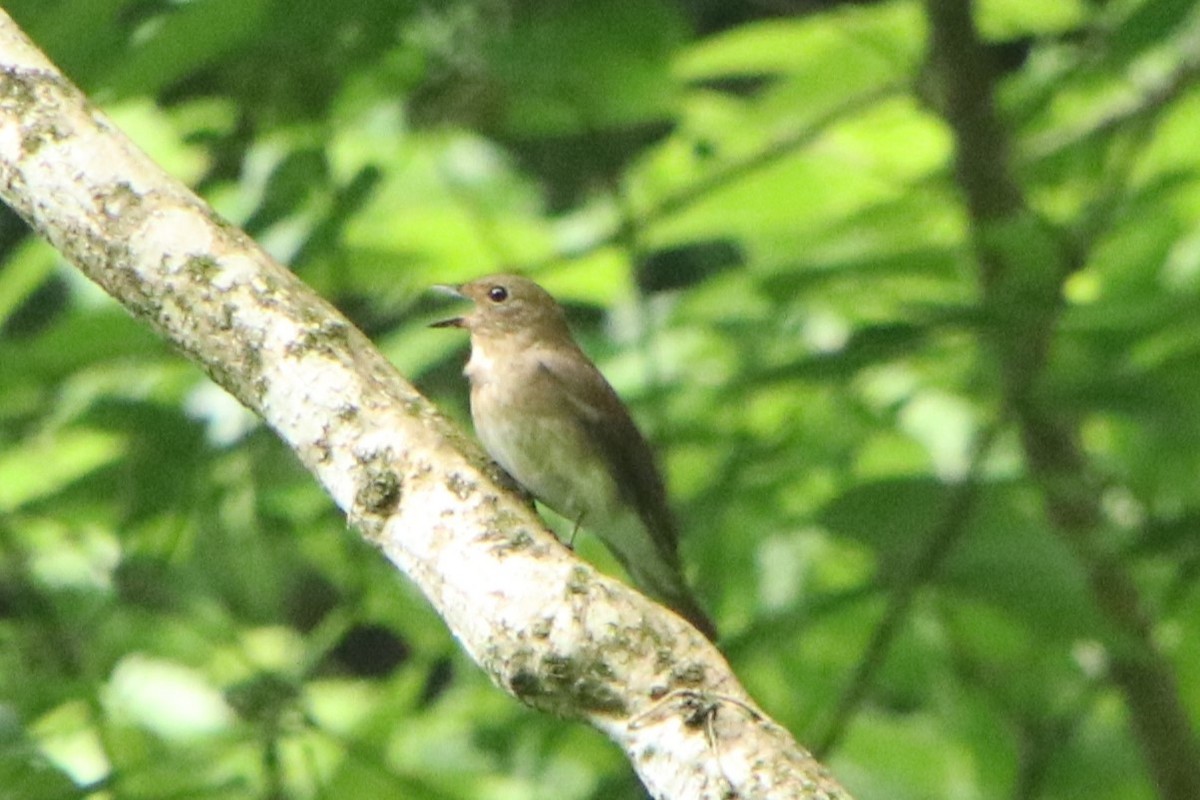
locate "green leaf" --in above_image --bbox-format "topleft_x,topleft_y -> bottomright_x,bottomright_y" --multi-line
820,480 -> 1099,638
0,429 -> 127,512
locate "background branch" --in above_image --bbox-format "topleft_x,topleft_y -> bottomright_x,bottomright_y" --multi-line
924,2 -> 1200,798
814,421 -> 1001,757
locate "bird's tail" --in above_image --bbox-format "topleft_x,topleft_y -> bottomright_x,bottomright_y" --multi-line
610,537 -> 718,641
649,577 -> 719,642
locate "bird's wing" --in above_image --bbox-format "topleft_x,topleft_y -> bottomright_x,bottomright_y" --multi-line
535,346 -> 718,641
533,347 -> 682,561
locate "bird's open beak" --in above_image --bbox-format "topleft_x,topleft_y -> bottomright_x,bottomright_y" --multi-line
430,283 -> 466,328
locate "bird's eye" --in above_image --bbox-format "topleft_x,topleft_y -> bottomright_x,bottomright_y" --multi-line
487,286 -> 508,303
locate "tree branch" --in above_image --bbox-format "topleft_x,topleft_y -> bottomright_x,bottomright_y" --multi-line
0,12 -> 849,800
924,2 -> 1200,798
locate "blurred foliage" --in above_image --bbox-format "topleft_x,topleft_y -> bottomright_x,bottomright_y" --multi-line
1,0 -> 1199,798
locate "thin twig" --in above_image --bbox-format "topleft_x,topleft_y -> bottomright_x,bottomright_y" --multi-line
813,420 -> 1003,757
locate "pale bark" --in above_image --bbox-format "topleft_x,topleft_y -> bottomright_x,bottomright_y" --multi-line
0,12 -> 850,800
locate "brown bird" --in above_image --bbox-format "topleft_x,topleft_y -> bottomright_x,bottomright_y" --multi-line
432,274 -> 717,640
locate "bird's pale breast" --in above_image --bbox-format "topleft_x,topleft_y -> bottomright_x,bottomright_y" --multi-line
466,342 -> 620,527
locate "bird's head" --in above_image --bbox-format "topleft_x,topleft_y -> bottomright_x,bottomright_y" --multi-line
431,274 -> 571,342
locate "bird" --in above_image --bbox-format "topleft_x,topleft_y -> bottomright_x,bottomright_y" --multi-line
432,274 -> 717,640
